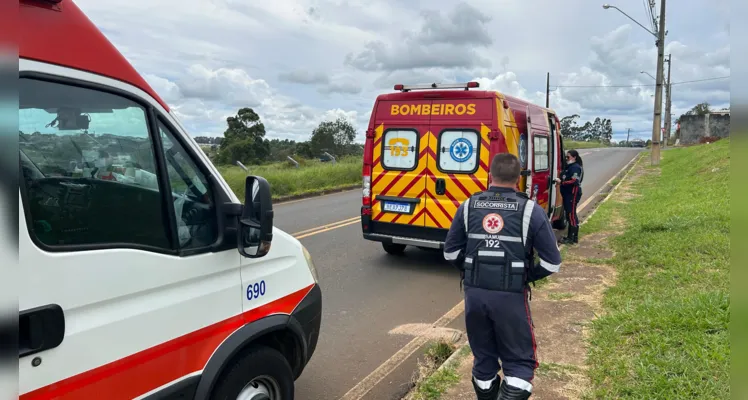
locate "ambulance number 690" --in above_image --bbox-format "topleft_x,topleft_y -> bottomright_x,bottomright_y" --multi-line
246,280 -> 267,301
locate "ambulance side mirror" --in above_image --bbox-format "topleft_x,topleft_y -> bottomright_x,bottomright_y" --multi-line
238,176 -> 273,258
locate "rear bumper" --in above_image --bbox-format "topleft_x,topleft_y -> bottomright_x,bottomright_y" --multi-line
361,217 -> 449,249
363,233 -> 444,249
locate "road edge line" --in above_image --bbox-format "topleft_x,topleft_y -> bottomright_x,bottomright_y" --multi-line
577,151 -> 641,213
579,152 -> 643,227
275,186 -> 360,206
337,300 -> 465,400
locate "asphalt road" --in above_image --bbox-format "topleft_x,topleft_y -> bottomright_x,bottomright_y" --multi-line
273,147 -> 642,400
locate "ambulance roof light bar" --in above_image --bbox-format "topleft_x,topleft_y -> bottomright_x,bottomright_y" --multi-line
393,82 -> 480,92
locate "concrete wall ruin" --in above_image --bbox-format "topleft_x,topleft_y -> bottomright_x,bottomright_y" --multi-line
679,112 -> 730,145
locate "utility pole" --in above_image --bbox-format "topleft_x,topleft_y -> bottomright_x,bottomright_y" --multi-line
650,0 -> 666,165
545,72 -> 550,108
626,128 -> 631,145
664,54 -> 672,147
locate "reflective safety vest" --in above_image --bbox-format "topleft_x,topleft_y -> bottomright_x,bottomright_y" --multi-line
462,189 -> 535,293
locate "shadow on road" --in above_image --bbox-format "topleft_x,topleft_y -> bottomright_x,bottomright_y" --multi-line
372,248 -> 461,275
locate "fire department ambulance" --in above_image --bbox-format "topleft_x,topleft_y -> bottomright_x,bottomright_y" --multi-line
361,82 -> 567,255
16,1 -> 321,399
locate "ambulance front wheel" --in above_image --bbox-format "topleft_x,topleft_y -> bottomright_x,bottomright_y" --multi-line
382,242 -> 407,255
211,345 -> 294,400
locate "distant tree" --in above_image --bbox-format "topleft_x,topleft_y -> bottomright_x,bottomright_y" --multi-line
194,136 -> 223,145
559,114 -> 581,139
601,119 -> 613,144
295,142 -> 314,159
309,117 -> 357,157
688,102 -> 712,116
267,138 -> 300,162
216,107 -> 270,165
587,117 -> 603,141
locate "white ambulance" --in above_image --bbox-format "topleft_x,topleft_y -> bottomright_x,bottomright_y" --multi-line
16,1 -> 321,399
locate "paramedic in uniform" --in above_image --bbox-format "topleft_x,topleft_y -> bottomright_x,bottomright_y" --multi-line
443,153 -> 562,400
555,149 -> 584,245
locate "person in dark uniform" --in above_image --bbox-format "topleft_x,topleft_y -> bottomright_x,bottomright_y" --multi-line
443,153 -> 563,400
554,150 -> 584,245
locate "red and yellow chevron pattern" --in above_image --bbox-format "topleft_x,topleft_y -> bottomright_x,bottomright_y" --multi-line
370,123 -> 491,229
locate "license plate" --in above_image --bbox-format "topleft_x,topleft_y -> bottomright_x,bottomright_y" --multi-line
382,201 -> 410,213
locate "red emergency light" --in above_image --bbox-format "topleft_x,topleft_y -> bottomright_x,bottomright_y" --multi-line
393,82 -> 480,92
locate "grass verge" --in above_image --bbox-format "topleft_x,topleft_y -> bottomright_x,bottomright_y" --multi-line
217,156 -> 361,201
405,341 -> 469,400
564,140 -> 609,150
583,139 -> 730,399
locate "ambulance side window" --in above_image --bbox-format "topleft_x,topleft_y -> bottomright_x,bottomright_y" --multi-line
18,78 -> 170,250
533,135 -> 549,171
157,120 -> 218,250
382,129 -> 418,170
438,130 -> 479,173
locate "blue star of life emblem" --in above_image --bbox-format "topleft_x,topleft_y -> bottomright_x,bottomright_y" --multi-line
449,138 -> 473,162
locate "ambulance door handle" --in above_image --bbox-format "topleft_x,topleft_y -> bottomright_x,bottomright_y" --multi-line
435,178 -> 446,195
19,304 -> 65,358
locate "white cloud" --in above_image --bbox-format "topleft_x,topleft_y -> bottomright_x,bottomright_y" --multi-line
74,0 -> 729,142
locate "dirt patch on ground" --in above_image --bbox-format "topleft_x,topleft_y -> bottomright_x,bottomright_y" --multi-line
565,246 -> 614,260
439,158 -> 645,399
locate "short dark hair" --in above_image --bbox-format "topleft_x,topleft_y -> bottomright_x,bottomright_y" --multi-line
490,153 -> 521,183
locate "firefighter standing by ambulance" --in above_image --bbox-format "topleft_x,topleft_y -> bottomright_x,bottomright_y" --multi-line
443,153 -> 563,400
555,150 -> 584,245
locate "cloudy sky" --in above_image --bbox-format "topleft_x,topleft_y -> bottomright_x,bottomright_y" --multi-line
75,0 -> 730,143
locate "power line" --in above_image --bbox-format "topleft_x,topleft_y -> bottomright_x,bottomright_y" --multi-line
670,76 -> 730,85
551,75 -> 729,88
644,0 -> 656,32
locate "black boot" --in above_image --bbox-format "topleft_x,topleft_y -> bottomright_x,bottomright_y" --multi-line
498,379 -> 532,400
571,226 -> 579,244
558,226 -> 574,245
472,376 -> 500,400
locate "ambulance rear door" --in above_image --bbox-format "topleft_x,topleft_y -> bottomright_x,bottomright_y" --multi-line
425,98 -> 493,230
369,100 -> 433,228
526,105 -> 553,212
547,111 -> 564,218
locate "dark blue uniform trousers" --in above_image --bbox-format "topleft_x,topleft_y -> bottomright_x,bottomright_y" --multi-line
464,285 -> 538,383
562,186 -> 582,228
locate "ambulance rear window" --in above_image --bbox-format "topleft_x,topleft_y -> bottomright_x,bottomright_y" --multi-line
438,130 -> 479,173
534,135 -> 549,171
382,129 -> 418,170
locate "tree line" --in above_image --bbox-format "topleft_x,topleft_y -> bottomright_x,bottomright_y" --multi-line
195,107 -> 363,166
558,115 -> 613,143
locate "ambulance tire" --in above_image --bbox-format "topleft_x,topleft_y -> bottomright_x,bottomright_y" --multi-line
382,242 -> 407,255
211,345 -> 294,400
